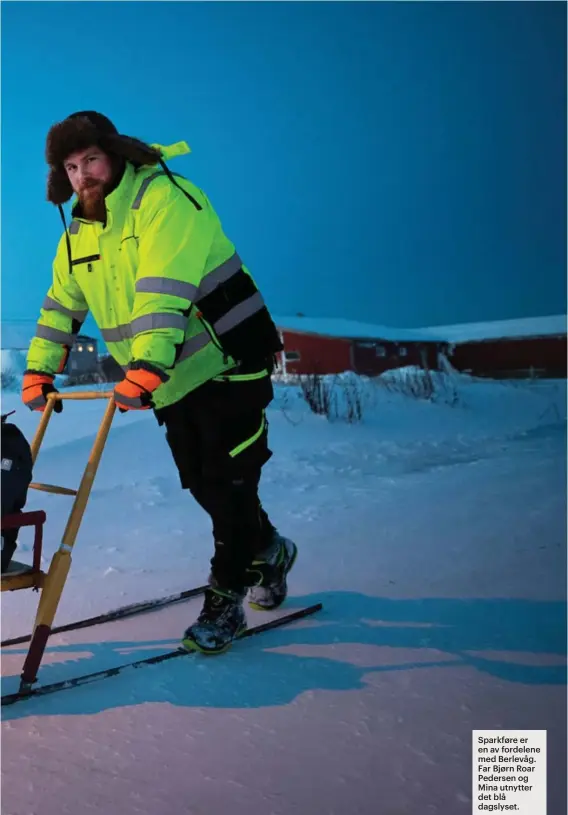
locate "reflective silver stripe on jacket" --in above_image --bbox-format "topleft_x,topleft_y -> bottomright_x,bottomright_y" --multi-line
35,324 -> 77,345
133,252 -> 243,305
214,291 -> 265,336
118,332 -> 211,372
131,171 -> 185,211
176,331 -> 211,363
42,295 -> 88,322
197,253 -> 242,300
130,313 -> 187,336
135,277 -> 199,302
101,324 -> 132,342
69,220 -> 81,235
101,313 -> 187,343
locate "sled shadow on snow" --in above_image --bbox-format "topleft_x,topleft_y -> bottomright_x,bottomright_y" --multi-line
2,591 -> 566,720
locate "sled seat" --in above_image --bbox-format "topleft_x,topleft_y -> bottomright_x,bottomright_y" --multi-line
1,561 -> 45,591
1,510 -> 46,592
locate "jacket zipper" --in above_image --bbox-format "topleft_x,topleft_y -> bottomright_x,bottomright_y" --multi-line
196,312 -> 228,363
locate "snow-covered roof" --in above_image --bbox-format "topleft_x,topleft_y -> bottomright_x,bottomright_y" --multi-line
273,316 -> 447,343
274,314 -> 567,345
419,314 -> 567,343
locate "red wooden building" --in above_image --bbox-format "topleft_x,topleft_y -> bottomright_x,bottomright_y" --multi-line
421,315 -> 567,379
273,317 -> 448,376
273,314 -> 567,379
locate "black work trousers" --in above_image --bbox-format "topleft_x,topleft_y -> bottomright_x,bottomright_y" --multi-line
156,374 -> 277,592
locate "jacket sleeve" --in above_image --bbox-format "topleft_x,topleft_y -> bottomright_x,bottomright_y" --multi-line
129,179 -> 215,373
26,236 -> 89,375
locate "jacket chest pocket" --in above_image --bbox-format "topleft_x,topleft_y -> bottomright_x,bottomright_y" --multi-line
71,253 -> 101,274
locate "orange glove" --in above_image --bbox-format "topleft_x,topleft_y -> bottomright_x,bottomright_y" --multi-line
113,366 -> 166,411
22,372 -> 63,413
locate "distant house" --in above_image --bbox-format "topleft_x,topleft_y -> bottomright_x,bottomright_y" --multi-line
420,315 -> 567,379
1,320 -> 100,377
273,316 -> 449,376
67,334 -> 99,376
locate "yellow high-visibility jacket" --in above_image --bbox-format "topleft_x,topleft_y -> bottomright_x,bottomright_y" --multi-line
27,145 -> 281,410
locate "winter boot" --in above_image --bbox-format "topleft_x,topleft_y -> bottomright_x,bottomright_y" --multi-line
181,586 -> 247,654
247,533 -> 298,611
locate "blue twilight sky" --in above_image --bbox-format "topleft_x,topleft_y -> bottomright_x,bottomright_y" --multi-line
1,1 -> 566,331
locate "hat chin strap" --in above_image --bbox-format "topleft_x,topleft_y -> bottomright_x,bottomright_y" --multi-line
57,205 -> 74,276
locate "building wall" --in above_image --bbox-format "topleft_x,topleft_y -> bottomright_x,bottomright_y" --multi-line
449,335 -> 567,378
278,327 -> 567,378
279,331 -> 352,374
279,330 -> 444,376
352,340 -> 442,376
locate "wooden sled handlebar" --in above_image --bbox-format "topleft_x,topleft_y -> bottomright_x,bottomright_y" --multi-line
14,391 -> 118,689
30,391 -> 114,464
30,392 -> 117,544
47,390 -> 114,400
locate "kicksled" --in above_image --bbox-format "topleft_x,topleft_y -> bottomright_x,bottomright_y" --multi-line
1,391 -> 323,707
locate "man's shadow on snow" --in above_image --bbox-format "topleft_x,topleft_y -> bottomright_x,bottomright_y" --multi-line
2,591 -> 566,720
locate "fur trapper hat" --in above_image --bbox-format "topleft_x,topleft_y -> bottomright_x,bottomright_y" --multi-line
45,111 -> 162,204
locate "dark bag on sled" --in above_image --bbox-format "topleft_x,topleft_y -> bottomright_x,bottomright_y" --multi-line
1,412 -> 33,572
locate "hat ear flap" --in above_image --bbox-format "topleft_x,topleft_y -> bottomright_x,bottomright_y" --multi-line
47,166 -> 73,205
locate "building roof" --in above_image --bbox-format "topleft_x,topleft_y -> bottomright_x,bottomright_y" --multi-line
273,316 -> 447,343
419,314 -> 567,343
274,314 -> 567,345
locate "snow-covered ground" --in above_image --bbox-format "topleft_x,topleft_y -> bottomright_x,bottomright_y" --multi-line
1,371 -> 566,815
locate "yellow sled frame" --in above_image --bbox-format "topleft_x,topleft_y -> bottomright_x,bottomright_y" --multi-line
1,391 -> 116,692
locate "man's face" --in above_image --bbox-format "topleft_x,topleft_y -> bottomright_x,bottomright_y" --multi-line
63,146 -> 113,197
64,146 -> 113,220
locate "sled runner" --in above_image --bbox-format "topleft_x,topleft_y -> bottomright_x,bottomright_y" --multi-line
1,391 -> 323,706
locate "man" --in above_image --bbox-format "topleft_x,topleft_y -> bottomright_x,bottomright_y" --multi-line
22,111 -> 297,654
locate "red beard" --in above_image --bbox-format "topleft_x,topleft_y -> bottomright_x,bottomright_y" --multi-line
78,180 -> 106,222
